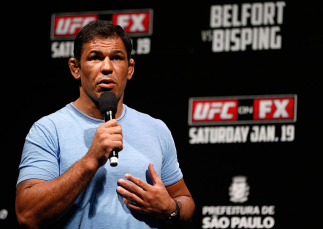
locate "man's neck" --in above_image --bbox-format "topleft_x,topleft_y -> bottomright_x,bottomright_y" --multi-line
73,94 -> 124,120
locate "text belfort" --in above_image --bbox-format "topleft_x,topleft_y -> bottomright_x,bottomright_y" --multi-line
201,2 -> 286,52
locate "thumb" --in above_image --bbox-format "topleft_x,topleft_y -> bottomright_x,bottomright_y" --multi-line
148,162 -> 161,185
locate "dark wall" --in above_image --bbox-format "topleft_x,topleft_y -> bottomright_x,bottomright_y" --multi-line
2,1 -> 321,228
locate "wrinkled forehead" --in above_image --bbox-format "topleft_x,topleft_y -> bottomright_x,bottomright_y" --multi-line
82,36 -> 127,56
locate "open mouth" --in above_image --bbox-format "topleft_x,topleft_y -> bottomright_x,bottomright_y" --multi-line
98,78 -> 116,89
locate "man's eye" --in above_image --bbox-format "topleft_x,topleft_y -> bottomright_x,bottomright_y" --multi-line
111,56 -> 122,60
90,56 -> 101,60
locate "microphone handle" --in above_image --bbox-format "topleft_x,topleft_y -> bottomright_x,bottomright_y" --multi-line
104,110 -> 118,167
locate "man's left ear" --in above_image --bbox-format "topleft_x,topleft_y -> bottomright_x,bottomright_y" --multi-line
127,58 -> 135,80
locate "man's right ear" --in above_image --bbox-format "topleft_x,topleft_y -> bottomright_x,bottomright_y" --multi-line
68,58 -> 81,80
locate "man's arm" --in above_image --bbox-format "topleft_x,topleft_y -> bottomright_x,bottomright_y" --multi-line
117,163 -> 195,228
15,119 -> 123,229
164,178 -> 195,227
15,157 -> 98,229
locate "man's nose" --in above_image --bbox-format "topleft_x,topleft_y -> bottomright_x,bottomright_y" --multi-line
101,58 -> 113,75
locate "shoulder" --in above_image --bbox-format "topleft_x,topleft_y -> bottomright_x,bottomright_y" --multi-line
28,103 -> 84,140
123,105 -> 170,133
35,102 -> 90,128
34,104 -> 71,128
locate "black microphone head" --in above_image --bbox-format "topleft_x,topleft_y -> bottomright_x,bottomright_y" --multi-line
99,91 -> 118,113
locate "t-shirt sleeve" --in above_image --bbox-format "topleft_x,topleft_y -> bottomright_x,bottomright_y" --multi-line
17,120 -> 60,186
159,122 -> 183,187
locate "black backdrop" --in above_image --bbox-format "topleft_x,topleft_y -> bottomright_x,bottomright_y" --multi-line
1,0 -> 322,228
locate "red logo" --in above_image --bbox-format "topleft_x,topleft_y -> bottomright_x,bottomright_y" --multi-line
253,98 -> 295,120
51,10 -> 153,40
191,100 -> 238,123
52,14 -> 98,39
189,95 -> 297,125
112,12 -> 151,34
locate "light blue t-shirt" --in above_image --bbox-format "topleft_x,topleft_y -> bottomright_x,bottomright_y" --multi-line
17,103 -> 183,229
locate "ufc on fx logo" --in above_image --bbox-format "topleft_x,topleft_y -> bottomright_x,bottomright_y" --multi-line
188,94 -> 297,125
51,10 -> 153,40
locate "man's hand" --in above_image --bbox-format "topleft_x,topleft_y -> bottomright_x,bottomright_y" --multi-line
117,163 -> 176,219
85,119 -> 123,168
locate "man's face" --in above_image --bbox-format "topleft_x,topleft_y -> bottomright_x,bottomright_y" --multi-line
76,37 -> 134,103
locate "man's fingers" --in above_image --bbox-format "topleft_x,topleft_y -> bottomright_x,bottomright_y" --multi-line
102,126 -> 123,136
148,163 -> 161,185
102,119 -> 120,127
124,174 -> 151,191
105,133 -> 123,141
118,178 -> 144,196
99,120 -> 123,135
122,197 -> 146,213
97,120 -> 123,150
117,186 -> 143,205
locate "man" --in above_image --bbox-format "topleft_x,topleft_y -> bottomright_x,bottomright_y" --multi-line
15,20 -> 195,228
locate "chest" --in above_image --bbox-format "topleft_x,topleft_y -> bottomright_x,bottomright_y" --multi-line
58,125 -> 164,183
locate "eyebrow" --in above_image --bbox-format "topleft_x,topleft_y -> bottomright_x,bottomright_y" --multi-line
88,50 -> 125,56
111,50 -> 125,55
89,50 -> 103,55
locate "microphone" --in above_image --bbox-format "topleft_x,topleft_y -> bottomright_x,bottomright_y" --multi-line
99,91 -> 118,167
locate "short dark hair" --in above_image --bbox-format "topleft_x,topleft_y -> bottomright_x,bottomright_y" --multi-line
74,20 -> 132,64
